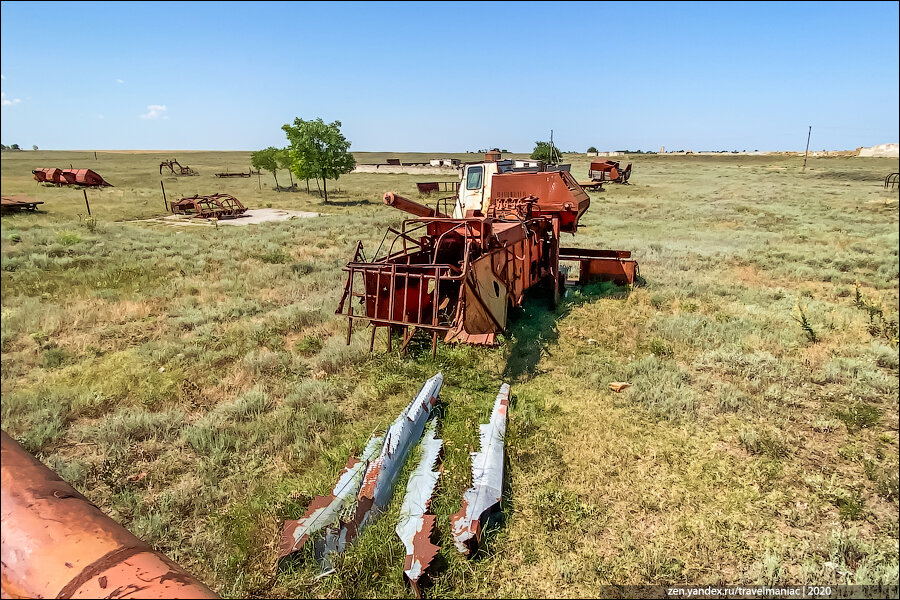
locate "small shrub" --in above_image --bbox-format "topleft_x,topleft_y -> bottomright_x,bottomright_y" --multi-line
739,428 -> 760,453
42,347 -> 70,368
792,302 -> 819,343
835,403 -> 882,433
56,230 -> 81,246
295,335 -> 323,355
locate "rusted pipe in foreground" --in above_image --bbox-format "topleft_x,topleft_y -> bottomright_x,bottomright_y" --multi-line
383,192 -> 448,218
0,431 -> 218,599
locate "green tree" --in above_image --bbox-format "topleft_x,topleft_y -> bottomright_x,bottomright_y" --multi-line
587,146 -> 598,153
282,117 -> 356,203
530,140 -> 561,164
10,143 -> 20,151
276,148 -> 295,188
251,147 -> 280,188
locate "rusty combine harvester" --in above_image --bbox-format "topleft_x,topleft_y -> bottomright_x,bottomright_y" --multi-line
159,159 -> 197,176
169,193 -> 247,219
337,151 -> 638,352
33,167 -> 112,187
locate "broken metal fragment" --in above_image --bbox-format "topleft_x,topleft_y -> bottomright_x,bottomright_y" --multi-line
282,373 -> 444,571
278,435 -> 384,561
450,383 -> 510,556
395,420 -> 443,597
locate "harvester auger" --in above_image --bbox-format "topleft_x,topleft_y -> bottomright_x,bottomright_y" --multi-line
336,152 -> 638,354
159,159 -> 197,176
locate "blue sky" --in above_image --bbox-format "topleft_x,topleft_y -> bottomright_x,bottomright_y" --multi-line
1,1 -> 897,152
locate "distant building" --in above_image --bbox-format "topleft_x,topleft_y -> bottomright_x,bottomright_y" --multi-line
429,158 -> 461,167
858,143 -> 899,157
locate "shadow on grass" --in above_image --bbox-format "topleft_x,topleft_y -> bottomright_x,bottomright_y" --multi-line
502,280 -> 633,381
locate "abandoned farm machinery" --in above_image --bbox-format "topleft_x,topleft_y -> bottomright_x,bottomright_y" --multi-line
336,151 -> 639,353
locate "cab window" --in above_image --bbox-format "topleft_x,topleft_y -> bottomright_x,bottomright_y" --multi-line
466,166 -> 483,190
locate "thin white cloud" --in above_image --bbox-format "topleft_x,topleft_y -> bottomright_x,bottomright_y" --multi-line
1,74 -> 5,80
116,78 -> 124,84
140,104 -> 168,120
1,92 -> 22,106
98,114 -> 105,119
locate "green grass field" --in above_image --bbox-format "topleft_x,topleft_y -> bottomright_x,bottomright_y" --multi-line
1,149 -> 898,597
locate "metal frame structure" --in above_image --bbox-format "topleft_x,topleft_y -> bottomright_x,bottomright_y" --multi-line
159,159 -> 197,176
169,193 -> 247,219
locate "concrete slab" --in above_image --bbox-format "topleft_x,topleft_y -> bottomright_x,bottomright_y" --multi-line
143,208 -> 320,227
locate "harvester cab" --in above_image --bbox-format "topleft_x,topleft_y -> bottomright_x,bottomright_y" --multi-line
453,158 -> 515,217
336,150 -> 638,354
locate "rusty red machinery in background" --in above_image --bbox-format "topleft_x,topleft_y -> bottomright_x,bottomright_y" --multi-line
33,167 -> 113,187
336,151 -> 638,353
169,193 -> 247,219
160,159 -> 197,176
0,431 -> 218,599
588,160 -> 632,184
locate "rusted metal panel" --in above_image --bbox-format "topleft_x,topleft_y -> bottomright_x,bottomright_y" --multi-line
450,383 -> 509,556
559,247 -> 638,286
279,435 -> 384,562
0,431 -> 218,599
395,420 -> 443,597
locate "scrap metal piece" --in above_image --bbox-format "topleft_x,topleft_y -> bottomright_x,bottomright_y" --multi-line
450,383 -> 509,556
395,420 -> 443,597
0,430 -> 218,599
278,435 -> 384,561
316,373 -> 444,568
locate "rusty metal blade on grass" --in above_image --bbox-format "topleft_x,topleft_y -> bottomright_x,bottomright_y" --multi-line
450,383 -> 509,555
395,420 -> 443,596
311,373 -> 444,570
279,435 -> 384,561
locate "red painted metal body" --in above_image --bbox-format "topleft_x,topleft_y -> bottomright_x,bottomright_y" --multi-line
33,168 -> 112,187
33,167 -> 62,184
337,153 -> 638,350
588,160 -> 632,184
0,431 -> 218,599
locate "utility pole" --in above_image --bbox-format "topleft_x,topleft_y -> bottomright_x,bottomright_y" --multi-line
802,126 -> 811,171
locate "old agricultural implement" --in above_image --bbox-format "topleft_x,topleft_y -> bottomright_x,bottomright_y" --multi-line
33,167 -> 112,187
214,170 -> 256,178
578,160 -> 632,190
160,159 -> 197,176
169,193 -> 247,219
1,196 -> 44,212
336,151 -> 638,353
884,172 -> 899,190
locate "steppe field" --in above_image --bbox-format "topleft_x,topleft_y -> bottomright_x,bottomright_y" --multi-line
1,150 -> 898,598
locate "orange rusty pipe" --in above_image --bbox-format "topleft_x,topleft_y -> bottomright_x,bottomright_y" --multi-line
383,192 -> 448,218
0,431 -> 218,599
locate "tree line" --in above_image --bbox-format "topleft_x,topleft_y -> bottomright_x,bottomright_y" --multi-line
251,117 -> 356,203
